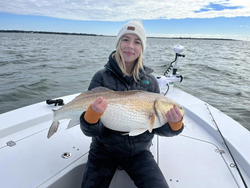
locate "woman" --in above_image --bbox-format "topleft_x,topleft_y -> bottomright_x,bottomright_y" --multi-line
80,19 -> 184,188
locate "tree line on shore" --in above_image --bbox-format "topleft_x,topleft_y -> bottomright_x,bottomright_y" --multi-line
0,30 -> 107,36
0,30 -> 237,41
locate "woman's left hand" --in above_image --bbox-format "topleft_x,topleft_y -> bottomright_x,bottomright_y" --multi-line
165,104 -> 183,123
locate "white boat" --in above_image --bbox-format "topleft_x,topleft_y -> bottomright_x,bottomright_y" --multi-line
1,46 -> 249,188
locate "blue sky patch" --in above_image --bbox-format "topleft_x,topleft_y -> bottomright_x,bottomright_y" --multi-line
194,3 -> 243,13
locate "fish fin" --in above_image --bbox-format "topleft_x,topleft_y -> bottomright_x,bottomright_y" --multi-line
47,121 -> 59,139
73,87 -> 113,100
129,129 -> 148,136
149,114 -> 155,133
66,119 -> 80,129
90,87 -> 113,93
153,100 -> 162,125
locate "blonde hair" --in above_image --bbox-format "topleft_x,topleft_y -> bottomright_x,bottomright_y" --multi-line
113,38 -> 145,83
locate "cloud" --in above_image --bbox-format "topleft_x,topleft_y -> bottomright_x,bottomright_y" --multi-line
0,0 -> 249,21
237,25 -> 250,28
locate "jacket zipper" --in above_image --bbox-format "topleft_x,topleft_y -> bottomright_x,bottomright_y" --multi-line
105,66 -> 130,90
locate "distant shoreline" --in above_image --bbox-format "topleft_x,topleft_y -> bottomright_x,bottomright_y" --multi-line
0,30 -> 239,41
0,30 -> 108,37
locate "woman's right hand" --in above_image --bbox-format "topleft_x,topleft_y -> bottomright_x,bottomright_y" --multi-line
91,96 -> 108,113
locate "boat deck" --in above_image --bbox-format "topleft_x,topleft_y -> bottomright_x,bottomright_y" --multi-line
0,88 -> 249,188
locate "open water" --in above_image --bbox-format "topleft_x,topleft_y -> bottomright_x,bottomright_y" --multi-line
0,33 -> 250,132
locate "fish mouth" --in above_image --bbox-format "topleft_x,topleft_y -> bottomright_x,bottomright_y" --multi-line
180,106 -> 186,116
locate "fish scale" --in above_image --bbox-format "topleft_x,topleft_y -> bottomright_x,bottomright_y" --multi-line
102,103 -> 150,132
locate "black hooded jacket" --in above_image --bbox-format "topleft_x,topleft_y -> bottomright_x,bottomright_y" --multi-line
80,51 -> 184,157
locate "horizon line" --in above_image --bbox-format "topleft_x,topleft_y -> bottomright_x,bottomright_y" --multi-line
0,30 -> 240,41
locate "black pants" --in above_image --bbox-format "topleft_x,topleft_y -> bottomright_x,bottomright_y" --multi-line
81,149 -> 169,188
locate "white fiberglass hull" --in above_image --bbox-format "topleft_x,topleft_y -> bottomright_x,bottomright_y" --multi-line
0,87 -> 249,188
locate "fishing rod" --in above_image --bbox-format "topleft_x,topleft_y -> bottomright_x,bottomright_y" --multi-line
205,104 -> 248,188
157,45 -> 185,95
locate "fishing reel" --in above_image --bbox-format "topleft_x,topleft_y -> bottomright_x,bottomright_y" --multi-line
156,45 -> 185,95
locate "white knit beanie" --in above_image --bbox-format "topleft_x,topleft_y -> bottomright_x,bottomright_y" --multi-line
115,19 -> 146,53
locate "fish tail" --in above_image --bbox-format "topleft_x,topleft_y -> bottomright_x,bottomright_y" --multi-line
47,110 -> 60,139
47,120 -> 59,139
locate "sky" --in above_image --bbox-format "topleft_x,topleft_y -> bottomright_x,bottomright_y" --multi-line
0,0 -> 250,40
